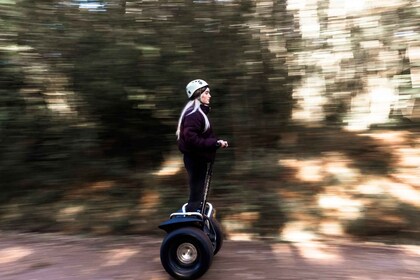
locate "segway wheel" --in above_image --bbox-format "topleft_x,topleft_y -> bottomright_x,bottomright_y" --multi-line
208,218 -> 224,255
160,227 -> 213,280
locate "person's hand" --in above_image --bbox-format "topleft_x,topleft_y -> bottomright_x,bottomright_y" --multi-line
217,140 -> 229,148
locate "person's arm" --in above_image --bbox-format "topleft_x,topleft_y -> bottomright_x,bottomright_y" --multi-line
183,115 -> 218,150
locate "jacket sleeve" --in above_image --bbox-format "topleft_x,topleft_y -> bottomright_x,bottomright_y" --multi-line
183,114 -> 218,150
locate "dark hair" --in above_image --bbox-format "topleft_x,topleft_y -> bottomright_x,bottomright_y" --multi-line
189,86 -> 208,100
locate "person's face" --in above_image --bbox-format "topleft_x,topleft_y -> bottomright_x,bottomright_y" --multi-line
199,87 -> 211,105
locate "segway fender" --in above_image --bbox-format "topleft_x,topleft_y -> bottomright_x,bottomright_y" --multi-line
158,216 -> 204,233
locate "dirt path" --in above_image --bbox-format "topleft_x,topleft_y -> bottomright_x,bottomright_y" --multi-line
0,231 -> 419,280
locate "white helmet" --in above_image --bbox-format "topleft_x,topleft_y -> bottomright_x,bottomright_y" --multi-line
185,79 -> 208,99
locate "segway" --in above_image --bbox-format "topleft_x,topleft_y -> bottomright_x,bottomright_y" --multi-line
158,162 -> 223,280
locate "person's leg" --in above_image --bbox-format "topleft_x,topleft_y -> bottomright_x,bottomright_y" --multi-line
184,154 -> 207,212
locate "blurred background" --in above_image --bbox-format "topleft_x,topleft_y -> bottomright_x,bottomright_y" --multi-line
0,0 -> 419,244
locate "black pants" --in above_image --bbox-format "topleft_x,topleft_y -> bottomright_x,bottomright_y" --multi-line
183,154 -> 211,212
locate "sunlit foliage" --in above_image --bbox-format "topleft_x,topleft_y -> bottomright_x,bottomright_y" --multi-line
0,0 -> 419,240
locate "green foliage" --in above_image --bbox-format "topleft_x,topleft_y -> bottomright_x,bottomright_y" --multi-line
0,1 -> 418,241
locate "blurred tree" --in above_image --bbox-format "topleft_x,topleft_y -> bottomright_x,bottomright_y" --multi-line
0,0 -> 418,239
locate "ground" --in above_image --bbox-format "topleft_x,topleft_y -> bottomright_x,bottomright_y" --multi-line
0,231 -> 419,280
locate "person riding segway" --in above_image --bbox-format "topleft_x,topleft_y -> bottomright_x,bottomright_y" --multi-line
159,79 -> 228,280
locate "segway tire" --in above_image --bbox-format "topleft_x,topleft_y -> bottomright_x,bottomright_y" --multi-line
160,227 -> 213,280
209,218 -> 224,255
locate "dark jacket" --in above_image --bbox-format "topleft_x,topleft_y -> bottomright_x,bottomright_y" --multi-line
178,104 -> 219,162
